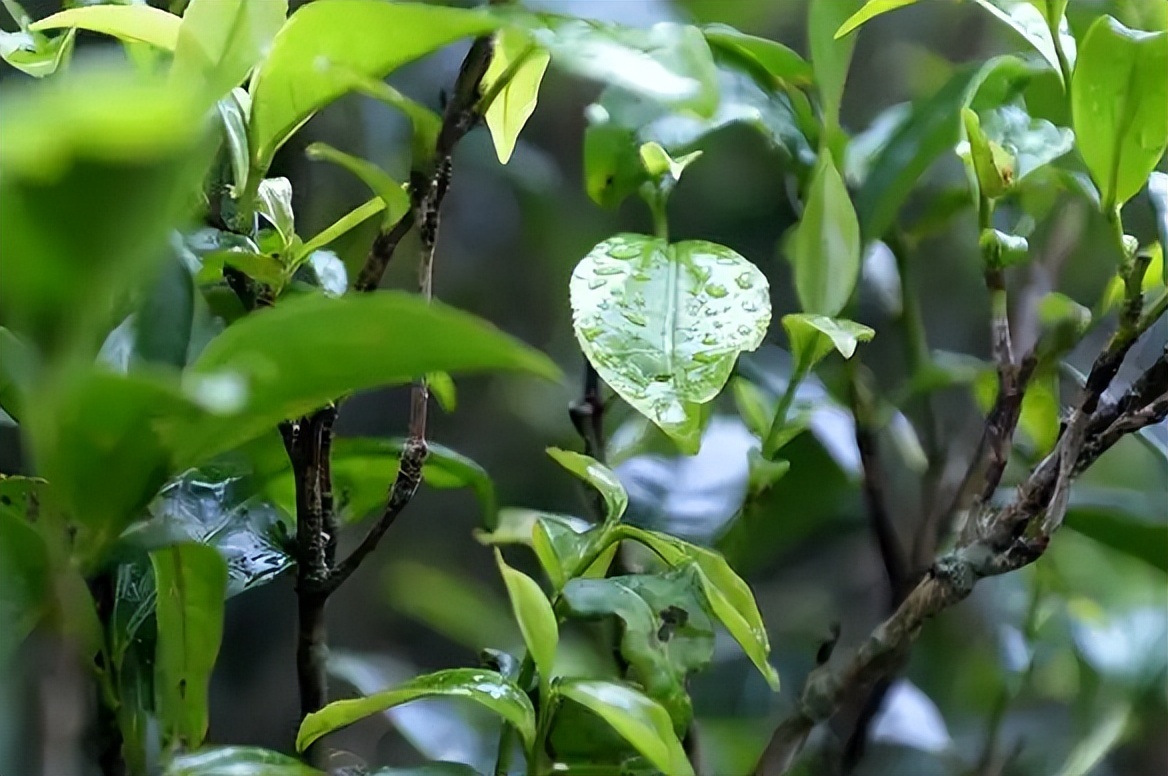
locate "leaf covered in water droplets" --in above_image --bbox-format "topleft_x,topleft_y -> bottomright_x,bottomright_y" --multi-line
570,234 -> 770,453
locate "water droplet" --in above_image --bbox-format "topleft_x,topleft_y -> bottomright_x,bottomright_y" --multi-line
701,333 -> 718,345
693,351 -> 719,364
632,271 -> 652,282
735,272 -> 754,289
707,284 -> 728,298
621,309 -> 648,326
743,301 -> 758,312
588,277 -> 607,289
652,373 -> 672,382
607,243 -> 642,259
716,255 -> 737,265
594,265 -> 623,276
737,325 -> 752,336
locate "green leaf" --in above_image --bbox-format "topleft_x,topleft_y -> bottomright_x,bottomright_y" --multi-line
427,372 -> 457,413
560,567 -> 714,727
702,24 -> 812,87
495,550 -> 558,696
248,0 -> 497,174
1071,16 -> 1168,209
546,448 -> 628,522
384,562 -> 517,650
558,679 -> 694,776
787,152 -> 861,316
971,0 -> 1076,83
476,510 -> 613,588
337,71 -> 442,170
30,5 -> 180,49
216,88 -> 250,193
977,104 -> 1074,185
368,766 -> 483,776
731,378 -> 772,439
855,56 -> 1034,240
165,746 -> 323,776
1065,488 -> 1168,574
152,543 -> 228,749
171,0 -> 287,102
0,66 -> 212,356
0,504 -> 50,665
979,228 -> 1029,268
782,314 -> 875,373
960,108 -> 1013,199
584,56 -> 812,208
482,27 -> 550,165
617,526 -> 780,690
296,668 -> 535,753
0,327 -> 34,422
834,0 -> 919,40
256,176 -> 295,251
0,27 -> 75,78
182,292 -> 560,464
809,0 -> 862,133
296,197 -> 385,263
508,12 -> 719,117
305,142 -> 410,229
570,235 -> 770,452
135,255 -> 197,369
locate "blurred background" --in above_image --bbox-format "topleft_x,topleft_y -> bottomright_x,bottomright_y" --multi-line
1,1 -> 1166,775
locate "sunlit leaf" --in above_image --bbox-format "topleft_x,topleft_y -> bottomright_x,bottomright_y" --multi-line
295,197 -> 385,263
495,550 -> 558,696
0,27 -> 75,78
30,4 -> 180,49
248,0 -> 497,174
834,0 -> 919,40
305,142 -> 410,228
256,176 -> 295,251
297,668 -> 535,752
171,0 -> 287,102
546,448 -> 628,522
787,152 -> 860,316
152,543 -> 228,749
558,679 -> 694,776
570,235 -> 770,452
702,24 -> 812,87
1071,16 -> 1168,209
482,27 -> 550,164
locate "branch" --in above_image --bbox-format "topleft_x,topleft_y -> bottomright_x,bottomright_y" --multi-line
325,36 -> 494,595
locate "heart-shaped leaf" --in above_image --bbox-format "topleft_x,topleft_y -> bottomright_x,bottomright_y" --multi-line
570,235 -> 770,452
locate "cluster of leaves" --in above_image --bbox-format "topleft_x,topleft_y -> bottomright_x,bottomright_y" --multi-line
1,0 -> 1166,775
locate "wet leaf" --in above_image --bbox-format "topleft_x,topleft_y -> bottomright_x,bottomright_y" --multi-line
495,551 -> 558,696
30,4 -> 180,49
483,27 -> 550,164
570,235 -> 770,452
558,679 -> 693,776
165,746 -> 322,776
702,24 -> 811,87
476,510 -> 613,589
152,543 -> 228,749
305,142 -> 410,229
782,314 -> 874,374
974,104 -> 1074,187
787,152 -> 861,316
1071,16 -> 1168,209
297,668 -> 535,753
971,0 -> 1076,82
248,0 -> 496,173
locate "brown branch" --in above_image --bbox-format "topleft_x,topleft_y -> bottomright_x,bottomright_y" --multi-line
353,208 -> 416,293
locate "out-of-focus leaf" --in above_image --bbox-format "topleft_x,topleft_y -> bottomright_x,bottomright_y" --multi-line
0,327 -> 34,422
384,562 -> 517,651
248,0 -> 496,174
584,55 -> 812,208
507,11 -> 718,117
482,27 -> 550,165
787,152 -> 861,316
558,679 -> 694,776
547,448 -> 628,522
427,372 -> 457,413
171,0 -> 287,103
1071,16 -> 1168,209
495,551 -> 558,696
856,56 -> 1034,240
1054,704 -> 1132,776
297,669 -> 536,753
0,503 -> 49,664
334,69 -> 442,170
560,567 -> 714,727
181,292 -> 559,464
165,747 -> 322,776
971,0 -> 1076,82
135,255 -> 196,370
809,0 -> 862,134
834,0 -> 919,40
152,543 -> 228,749
0,67 -> 210,356
701,24 -> 811,86
369,765 -> 483,776
295,197 -> 385,263
0,27 -> 75,77
1064,488 -> 1168,574
118,471 -> 293,597
305,142 -> 410,229
30,5 -> 180,49
570,234 -> 770,452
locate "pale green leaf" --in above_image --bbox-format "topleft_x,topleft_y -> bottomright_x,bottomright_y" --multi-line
171,0 -> 287,101
810,0 -> 862,133
31,5 -> 180,49
0,27 -> 75,78
305,142 -> 409,229
295,197 -> 385,263
546,448 -> 628,522
570,235 -> 770,452
787,152 -> 861,316
483,27 -> 550,164
495,550 -> 558,696
835,0 -> 920,40
782,314 -> 875,373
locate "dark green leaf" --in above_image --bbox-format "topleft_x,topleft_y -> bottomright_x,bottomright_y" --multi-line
297,668 -> 535,753
495,550 -> 558,696
702,24 -> 811,87
305,142 -> 410,229
165,746 -> 323,776
558,678 -> 694,776
1071,16 -> 1168,209
135,255 -> 196,369
181,292 -> 560,464
788,152 -> 861,316
855,56 -> 1034,240
507,12 -> 719,117
0,502 -> 50,664
30,4 -> 180,49
560,567 -> 714,727
172,0 -> 287,103
547,448 -> 628,522
482,27 -> 550,165
152,543 -> 228,748
570,235 -> 770,451
0,327 -> 34,422
0,67 -> 212,356
809,0 -> 862,134
1065,488 -> 1168,574
248,0 -> 497,173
